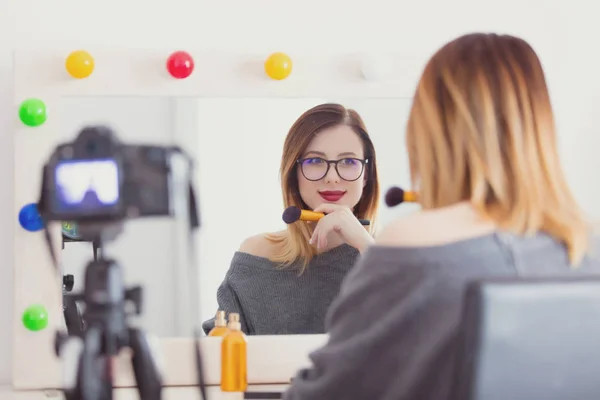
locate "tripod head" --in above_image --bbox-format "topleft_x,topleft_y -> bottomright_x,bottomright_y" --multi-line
61,220 -> 110,336
77,239 -> 142,356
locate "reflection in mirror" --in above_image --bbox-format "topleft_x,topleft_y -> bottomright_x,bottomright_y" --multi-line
58,96 -> 420,338
195,98 -> 419,336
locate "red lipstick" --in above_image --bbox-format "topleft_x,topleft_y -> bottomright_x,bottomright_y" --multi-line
319,190 -> 346,202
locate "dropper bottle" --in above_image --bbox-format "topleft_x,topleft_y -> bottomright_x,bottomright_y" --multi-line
220,313 -> 248,392
208,310 -> 229,337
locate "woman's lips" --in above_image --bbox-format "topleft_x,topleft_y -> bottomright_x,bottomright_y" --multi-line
319,190 -> 346,202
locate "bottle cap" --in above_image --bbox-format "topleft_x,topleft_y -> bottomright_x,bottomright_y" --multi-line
215,310 -> 226,327
227,312 -> 241,331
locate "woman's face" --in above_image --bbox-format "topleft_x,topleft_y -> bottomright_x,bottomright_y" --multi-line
297,125 -> 368,211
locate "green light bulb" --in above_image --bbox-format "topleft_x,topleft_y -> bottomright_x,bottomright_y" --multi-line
22,304 -> 49,331
19,98 -> 47,127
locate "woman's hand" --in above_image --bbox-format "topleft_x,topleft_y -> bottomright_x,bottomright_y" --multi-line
309,203 -> 374,253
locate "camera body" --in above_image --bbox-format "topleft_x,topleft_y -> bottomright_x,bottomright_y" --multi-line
39,125 -> 191,225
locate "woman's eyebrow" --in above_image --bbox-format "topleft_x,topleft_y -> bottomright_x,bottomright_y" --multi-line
303,150 -> 326,157
303,151 -> 358,157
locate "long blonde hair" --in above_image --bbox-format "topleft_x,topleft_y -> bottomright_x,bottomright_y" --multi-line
266,103 -> 380,270
406,33 -> 589,265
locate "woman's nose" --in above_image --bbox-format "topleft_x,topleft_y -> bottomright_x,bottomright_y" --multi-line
324,164 -> 340,183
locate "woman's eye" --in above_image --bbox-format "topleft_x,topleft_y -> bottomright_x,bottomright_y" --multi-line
304,158 -> 324,164
340,158 -> 357,165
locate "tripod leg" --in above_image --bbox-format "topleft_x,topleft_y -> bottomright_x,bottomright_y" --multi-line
129,328 -> 163,400
56,332 -> 83,400
63,294 -> 84,336
72,326 -> 112,400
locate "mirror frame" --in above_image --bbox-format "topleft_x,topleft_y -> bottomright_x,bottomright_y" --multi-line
12,48 -> 418,390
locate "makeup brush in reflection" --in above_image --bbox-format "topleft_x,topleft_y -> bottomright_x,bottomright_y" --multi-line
385,187 -> 419,207
282,206 -> 370,226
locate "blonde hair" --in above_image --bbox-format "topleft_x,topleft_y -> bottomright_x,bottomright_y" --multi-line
266,103 -> 380,271
406,33 -> 589,265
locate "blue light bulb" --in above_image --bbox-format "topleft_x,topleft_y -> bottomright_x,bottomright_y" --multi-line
18,203 -> 43,232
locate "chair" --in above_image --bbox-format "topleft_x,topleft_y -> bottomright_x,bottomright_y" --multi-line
453,277 -> 600,400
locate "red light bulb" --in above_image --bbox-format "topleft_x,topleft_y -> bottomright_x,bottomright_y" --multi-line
166,51 -> 194,79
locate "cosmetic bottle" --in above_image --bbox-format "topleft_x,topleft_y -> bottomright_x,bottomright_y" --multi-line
208,310 -> 229,337
220,313 -> 248,392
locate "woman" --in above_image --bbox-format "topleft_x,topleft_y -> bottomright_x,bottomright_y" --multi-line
202,103 -> 380,335
283,34 -> 600,399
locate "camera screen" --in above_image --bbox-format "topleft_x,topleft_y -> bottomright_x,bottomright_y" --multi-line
54,159 -> 120,215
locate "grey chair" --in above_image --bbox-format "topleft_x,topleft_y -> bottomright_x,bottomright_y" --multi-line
453,277 -> 600,400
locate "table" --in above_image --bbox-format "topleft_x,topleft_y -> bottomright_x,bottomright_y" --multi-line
0,385 -> 289,399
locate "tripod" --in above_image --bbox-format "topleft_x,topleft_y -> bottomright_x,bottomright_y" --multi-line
61,235 -> 102,336
39,140 -> 208,399
62,273 -> 84,336
55,238 -> 162,400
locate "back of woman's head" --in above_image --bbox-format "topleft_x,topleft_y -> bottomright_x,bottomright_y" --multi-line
406,33 -> 589,264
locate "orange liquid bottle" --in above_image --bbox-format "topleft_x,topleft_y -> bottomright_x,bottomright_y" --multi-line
220,313 -> 248,392
208,311 -> 229,337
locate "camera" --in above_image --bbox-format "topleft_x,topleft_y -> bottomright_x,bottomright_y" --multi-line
38,125 -> 195,228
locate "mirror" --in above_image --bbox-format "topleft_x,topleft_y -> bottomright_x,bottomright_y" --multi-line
58,96 -> 420,338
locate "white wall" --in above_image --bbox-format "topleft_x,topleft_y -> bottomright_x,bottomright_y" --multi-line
2,0 -> 599,385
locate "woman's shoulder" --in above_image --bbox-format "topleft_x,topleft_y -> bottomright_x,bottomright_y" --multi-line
338,205 -> 499,301
238,230 -> 286,258
375,202 -> 496,249
228,231 -> 287,271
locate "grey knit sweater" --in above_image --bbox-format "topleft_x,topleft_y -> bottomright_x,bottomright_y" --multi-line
202,244 -> 359,335
283,232 -> 600,400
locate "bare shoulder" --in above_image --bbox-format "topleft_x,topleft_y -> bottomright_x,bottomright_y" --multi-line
376,203 -> 496,248
239,230 -> 286,258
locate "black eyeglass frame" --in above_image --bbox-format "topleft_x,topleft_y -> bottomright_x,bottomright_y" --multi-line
296,157 -> 369,182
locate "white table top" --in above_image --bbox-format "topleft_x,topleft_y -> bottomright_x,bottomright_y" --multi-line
0,385 -> 289,400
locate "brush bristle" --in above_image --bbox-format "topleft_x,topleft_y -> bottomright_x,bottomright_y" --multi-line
282,206 -> 302,224
385,187 -> 405,207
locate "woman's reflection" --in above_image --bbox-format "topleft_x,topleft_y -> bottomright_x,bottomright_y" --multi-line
202,103 -> 381,335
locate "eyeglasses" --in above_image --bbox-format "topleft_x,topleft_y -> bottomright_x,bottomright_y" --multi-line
297,157 -> 369,182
